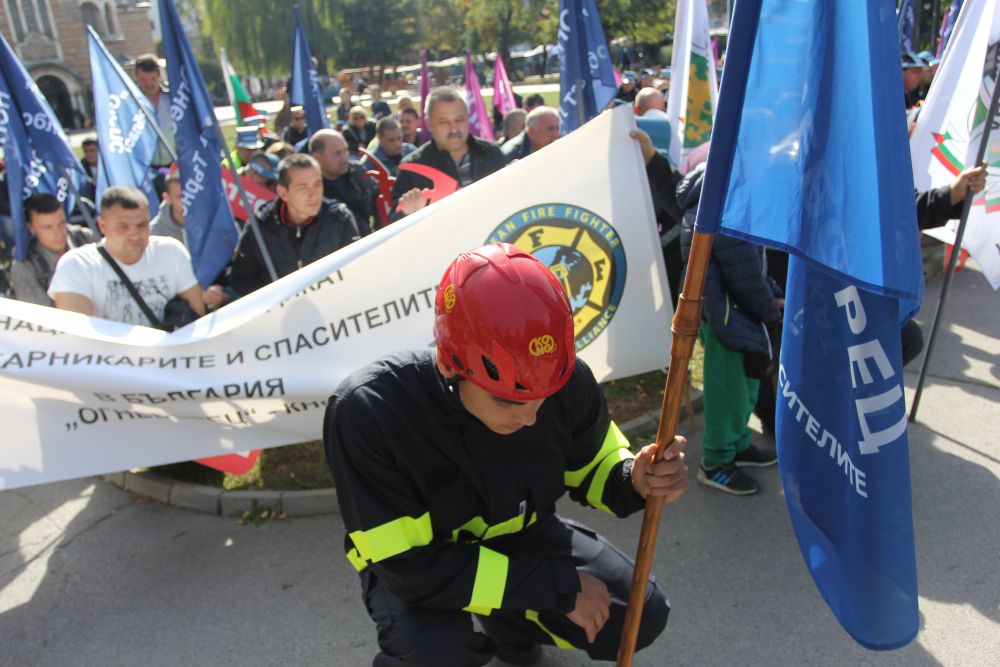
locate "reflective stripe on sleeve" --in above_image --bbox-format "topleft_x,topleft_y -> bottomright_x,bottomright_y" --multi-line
463,546 -> 509,615
348,511 -> 434,565
564,421 -> 634,512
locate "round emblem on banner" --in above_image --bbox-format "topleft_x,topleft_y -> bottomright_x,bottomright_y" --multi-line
487,204 -> 627,351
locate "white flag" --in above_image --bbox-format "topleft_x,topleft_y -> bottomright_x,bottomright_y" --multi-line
0,107 -> 672,490
666,0 -> 718,169
910,0 -> 1000,289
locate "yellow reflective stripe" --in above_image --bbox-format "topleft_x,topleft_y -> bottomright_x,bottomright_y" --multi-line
525,610 -> 575,649
585,446 -> 633,513
463,546 -> 508,615
564,421 -> 632,489
346,547 -> 368,572
348,511 -> 434,564
451,511 -> 538,542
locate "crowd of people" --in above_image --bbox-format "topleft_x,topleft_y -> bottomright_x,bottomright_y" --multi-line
0,48 -> 988,666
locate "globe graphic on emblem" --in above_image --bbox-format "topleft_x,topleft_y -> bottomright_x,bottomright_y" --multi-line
533,246 -> 594,313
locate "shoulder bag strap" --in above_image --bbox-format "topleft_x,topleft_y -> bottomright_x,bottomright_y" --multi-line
97,245 -> 163,329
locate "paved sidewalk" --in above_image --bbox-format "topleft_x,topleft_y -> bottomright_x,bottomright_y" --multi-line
1,265 -> 997,666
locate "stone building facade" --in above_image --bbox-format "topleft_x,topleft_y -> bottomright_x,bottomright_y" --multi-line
0,0 -> 155,130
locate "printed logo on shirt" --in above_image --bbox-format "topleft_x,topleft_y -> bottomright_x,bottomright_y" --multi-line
487,204 -> 626,351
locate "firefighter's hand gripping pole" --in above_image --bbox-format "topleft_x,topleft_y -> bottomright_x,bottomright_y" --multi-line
616,229 -> 714,667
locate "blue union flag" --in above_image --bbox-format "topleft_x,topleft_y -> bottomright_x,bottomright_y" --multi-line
88,26 -> 160,213
0,31 -> 84,262
696,0 -> 921,650
159,0 -> 238,287
556,0 -> 617,134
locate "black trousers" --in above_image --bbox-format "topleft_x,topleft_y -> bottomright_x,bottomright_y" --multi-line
360,515 -> 670,666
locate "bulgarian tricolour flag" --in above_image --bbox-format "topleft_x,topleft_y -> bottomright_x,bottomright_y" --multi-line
666,0 -> 718,170
910,0 -> 1000,289
220,47 -> 262,125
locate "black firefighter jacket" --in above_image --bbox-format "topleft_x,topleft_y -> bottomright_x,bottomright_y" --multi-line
323,349 -> 645,615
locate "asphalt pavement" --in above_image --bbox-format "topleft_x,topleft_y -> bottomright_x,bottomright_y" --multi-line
1,263 -> 997,666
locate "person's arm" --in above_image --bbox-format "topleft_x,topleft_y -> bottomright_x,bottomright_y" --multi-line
563,361 -> 648,518
324,391 -> 580,615
916,162 -> 988,230
52,292 -> 95,315
9,261 -> 52,307
176,283 -> 205,316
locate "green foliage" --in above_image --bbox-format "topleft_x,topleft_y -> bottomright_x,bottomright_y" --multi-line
201,0 -> 681,79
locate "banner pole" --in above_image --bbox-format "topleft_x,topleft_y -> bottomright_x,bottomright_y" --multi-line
909,68 -> 1000,423
617,228 -> 713,666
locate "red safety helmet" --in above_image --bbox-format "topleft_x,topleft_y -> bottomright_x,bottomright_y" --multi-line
434,243 -> 576,401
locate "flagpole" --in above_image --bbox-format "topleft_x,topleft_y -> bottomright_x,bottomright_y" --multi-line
215,127 -> 279,282
61,166 -> 100,235
909,71 -> 1000,423
617,229 -> 713,667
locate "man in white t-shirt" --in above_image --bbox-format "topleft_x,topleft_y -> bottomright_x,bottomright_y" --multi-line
49,186 -> 205,327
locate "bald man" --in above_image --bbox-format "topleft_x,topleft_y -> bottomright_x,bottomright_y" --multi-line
635,87 -> 667,117
501,106 -> 561,163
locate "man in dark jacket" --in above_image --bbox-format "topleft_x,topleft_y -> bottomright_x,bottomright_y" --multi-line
228,154 -> 361,296
391,86 -> 507,220
324,244 -> 686,666
309,129 -> 377,235
501,106 -> 561,163
677,162 -> 781,495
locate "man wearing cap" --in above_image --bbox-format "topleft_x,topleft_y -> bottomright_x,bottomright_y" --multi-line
241,152 -> 279,192
282,106 -> 309,146
902,52 -> 927,109
325,243 -> 686,666
616,74 -> 638,103
229,126 -> 264,170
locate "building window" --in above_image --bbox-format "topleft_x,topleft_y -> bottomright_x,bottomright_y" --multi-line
6,0 -> 56,40
104,1 -> 118,37
81,2 -> 105,36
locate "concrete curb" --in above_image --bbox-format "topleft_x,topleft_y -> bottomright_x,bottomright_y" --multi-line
104,387 -> 705,517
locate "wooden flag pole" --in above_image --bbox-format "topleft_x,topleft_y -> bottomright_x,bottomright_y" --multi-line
617,228 -> 714,666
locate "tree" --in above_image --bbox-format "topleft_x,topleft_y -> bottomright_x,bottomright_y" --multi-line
329,0 -> 420,69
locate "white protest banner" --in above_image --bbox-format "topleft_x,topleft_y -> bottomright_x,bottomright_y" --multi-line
0,107 -> 671,490
910,0 -> 1000,289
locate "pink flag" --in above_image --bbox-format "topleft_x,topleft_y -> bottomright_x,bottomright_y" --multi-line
464,51 -> 495,140
419,49 -> 431,143
492,53 -> 516,116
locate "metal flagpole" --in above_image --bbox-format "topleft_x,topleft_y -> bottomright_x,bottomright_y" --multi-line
215,124 -> 278,282
909,70 -> 1000,422
61,166 -> 99,236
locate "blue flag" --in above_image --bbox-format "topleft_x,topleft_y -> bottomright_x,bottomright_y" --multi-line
159,0 -> 238,287
87,26 -> 160,214
696,0 -> 921,650
0,31 -> 84,262
556,0 -> 617,134
898,0 -> 916,53
290,5 -> 330,136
